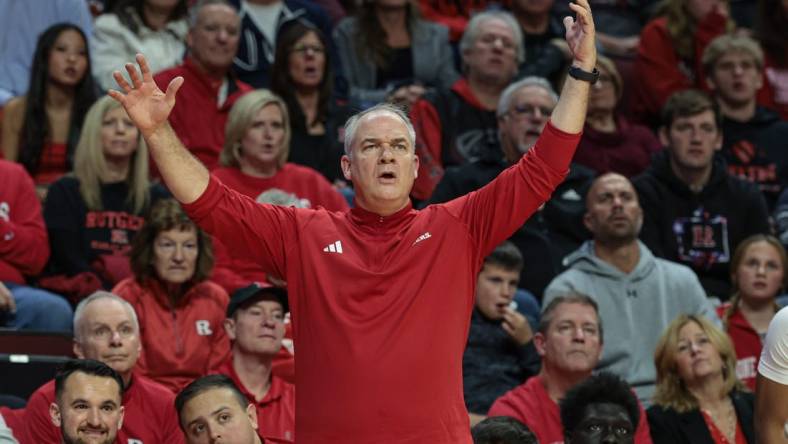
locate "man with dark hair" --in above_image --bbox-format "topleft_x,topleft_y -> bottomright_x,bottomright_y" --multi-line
489,293 -> 653,444
49,359 -> 125,444
559,372 -> 639,444
471,416 -> 538,444
175,374 -> 262,444
21,291 -> 183,444
633,89 -> 770,298
153,0 -> 252,170
545,173 -> 716,403
463,241 -> 540,424
219,283 -> 295,442
702,34 -> 788,210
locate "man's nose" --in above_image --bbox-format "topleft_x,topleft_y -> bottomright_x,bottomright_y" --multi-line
86,407 -> 102,425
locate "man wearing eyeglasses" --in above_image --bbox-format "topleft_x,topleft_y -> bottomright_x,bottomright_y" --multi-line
426,76 -> 595,299
217,284 -> 295,443
17,291 -> 184,444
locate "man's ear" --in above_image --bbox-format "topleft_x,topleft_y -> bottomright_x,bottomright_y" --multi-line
413,154 -> 419,179
582,211 -> 593,233
73,340 -> 85,359
223,318 -> 237,341
533,332 -> 547,357
658,126 -> 670,147
118,406 -> 125,430
49,402 -> 62,427
246,403 -> 259,430
341,155 -> 352,181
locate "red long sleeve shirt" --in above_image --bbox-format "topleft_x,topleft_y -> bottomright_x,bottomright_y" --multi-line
19,374 -> 183,444
0,160 -> 49,283
113,278 -> 231,393
183,122 -> 579,443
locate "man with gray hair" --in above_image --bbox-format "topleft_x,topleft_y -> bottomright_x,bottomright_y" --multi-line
107,0 -> 597,438
427,76 -> 595,299
19,291 -> 183,444
410,10 -> 524,202
153,0 -> 252,171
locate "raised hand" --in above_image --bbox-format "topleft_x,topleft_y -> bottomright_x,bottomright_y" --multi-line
107,54 -> 183,137
563,0 -> 597,71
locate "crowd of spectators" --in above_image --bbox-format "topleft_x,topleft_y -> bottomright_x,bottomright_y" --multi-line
0,0 -> 787,442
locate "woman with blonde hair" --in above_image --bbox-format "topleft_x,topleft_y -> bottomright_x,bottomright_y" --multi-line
647,314 -> 755,444
41,95 -> 168,303
630,0 -> 734,126
211,89 -> 348,292
717,234 -> 786,391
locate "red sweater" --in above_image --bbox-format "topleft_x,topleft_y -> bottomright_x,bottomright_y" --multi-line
217,357 -> 296,442
631,15 -> 726,125
113,278 -> 231,393
211,165 -> 349,291
0,160 -> 49,284
717,303 -> 764,390
154,58 -> 252,171
183,122 -> 579,443
18,374 -> 183,444
488,375 -> 653,444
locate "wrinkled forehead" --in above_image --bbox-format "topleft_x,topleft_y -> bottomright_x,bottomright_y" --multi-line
551,302 -> 600,328
588,174 -> 636,199
476,17 -> 516,41
351,111 -> 412,146
510,85 -> 557,108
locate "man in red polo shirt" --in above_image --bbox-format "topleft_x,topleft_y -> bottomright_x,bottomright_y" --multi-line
153,0 -> 251,170
18,291 -> 183,444
218,284 -> 295,442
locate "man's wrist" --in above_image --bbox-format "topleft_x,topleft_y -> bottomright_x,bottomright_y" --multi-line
568,65 -> 599,84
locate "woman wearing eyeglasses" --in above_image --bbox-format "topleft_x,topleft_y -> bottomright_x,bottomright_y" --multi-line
572,55 -> 662,177
333,0 -> 458,109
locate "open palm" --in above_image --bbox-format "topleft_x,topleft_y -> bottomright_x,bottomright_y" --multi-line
108,54 -> 183,136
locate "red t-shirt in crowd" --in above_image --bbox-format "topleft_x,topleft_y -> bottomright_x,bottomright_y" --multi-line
488,375 -> 654,444
113,278 -> 231,393
18,374 -> 183,444
217,357 -> 296,442
183,122 -> 580,443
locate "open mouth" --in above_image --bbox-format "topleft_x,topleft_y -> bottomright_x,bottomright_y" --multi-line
378,171 -> 397,182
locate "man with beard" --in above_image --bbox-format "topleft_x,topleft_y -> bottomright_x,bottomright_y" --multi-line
48,359 -> 124,444
20,291 -> 183,443
488,293 -> 652,444
543,173 -> 716,404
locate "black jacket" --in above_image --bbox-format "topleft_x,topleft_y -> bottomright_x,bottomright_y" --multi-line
633,150 -> 770,299
425,153 -> 595,299
721,106 -> 788,210
647,390 -> 754,444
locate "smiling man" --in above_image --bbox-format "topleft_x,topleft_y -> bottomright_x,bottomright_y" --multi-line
107,0 -> 597,439
218,284 -> 295,442
21,291 -> 183,444
544,173 -> 716,404
49,359 -> 125,444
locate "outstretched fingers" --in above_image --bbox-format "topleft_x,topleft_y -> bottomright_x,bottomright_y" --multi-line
165,76 -> 184,104
568,0 -> 594,31
113,70 -> 133,93
125,62 -> 143,89
136,53 -> 154,83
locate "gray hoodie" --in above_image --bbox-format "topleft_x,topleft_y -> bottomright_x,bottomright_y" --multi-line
544,240 -> 718,405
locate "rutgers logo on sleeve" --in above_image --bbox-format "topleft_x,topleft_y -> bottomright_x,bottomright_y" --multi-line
195,320 -> 213,336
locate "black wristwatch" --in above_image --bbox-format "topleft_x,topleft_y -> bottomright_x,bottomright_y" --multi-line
568,66 -> 599,84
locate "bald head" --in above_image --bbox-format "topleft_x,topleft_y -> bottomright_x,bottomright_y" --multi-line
583,173 -> 643,245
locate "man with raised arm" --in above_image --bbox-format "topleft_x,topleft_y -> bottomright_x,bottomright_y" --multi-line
108,1 -> 596,439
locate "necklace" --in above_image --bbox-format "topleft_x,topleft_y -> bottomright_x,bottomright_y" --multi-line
702,398 -> 737,443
